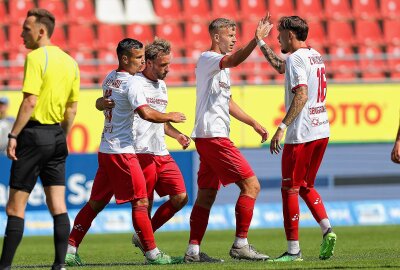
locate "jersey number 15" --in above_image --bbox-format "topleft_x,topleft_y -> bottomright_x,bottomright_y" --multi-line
317,67 -> 327,103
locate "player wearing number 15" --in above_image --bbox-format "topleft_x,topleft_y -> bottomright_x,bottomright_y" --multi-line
255,16 -> 336,261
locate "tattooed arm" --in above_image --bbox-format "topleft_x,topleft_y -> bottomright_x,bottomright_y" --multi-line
259,44 -> 286,74
270,86 -> 308,154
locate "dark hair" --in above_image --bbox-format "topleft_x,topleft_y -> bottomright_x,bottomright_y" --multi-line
278,16 -> 308,41
116,38 -> 143,59
27,8 -> 55,38
208,18 -> 236,34
145,38 -> 171,61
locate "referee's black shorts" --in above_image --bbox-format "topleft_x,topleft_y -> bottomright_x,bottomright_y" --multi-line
10,120 -> 68,193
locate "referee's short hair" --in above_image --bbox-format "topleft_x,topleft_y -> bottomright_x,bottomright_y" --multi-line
27,8 -> 55,38
116,38 -> 144,60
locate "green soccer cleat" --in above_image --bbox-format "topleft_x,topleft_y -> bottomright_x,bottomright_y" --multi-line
271,251 -> 303,262
65,253 -> 84,266
319,231 -> 337,260
146,251 -> 184,265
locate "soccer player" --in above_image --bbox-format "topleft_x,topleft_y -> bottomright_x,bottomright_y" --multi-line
184,17 -> 272,263
0,8 -> 79,270
96,39 -> 190,253
65,38 -> 186,266
391,114 -> 400,164
255,15 -> 337,261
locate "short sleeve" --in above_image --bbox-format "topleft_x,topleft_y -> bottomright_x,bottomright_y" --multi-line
22,54 -> 43,95
288,54 -> 307,93
127,77 -> 148,110
68,62 -> 80,102
198,52 -> 225,78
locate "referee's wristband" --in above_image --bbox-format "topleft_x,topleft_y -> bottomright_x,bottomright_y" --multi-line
8,133 -> 18,140
257,39 -> 266,48
278,122 -> 287,131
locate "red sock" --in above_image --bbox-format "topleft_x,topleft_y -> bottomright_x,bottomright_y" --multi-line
281,188 -> 300,240
132,205 -> 156,251
189,205 -> 210,245
68,203 -> 98,247
299,187 -> 328,222
235,195 -> 256,238
151,200 -> 177,232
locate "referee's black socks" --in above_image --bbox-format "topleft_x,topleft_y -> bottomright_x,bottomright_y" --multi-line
0,215 -> 24,268
53,213 -> 70,267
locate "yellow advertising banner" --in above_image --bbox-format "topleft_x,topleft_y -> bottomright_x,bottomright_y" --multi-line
2,84 -> 399,153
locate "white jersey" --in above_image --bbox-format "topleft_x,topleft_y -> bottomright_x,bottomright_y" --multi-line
284,47 -> 330,144
132,73 -> 169,156
191,51 -> 231,138
99,70 -> 148,154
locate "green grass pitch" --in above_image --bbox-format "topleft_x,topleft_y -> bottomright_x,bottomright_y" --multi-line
4,225 -> 400,269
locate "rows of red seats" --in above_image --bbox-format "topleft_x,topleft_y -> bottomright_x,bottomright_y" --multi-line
0,0 -> 399,88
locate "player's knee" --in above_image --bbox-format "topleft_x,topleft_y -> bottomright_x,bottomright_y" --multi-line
5,203 -> 24,218
281,186 -> 300,195
170,193 -> 188,210
132,198 -> 149,208
238,176 -> 260,197
88,200 -> 108,213
195,189 -> 217,209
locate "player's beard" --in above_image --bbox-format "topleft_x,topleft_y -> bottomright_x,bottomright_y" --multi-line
281,48 -> 288,54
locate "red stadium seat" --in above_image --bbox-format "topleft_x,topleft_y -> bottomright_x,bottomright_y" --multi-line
268,0 -> 294,19
38,0 -> 67,23
68,0 -> 96,24
126,24 -> 154,45
7,51 -> 25,88
358,45 -> 386,72
352,0 -> 380,19
97,24 -> 125,50
153,0 -> 182,21
242,49 -> 276,78
8,0 -> 35,24
98,49 -> 118,77
327,46 -> 358,74
306,21 -> 326,48
296,0 -> 323,21
155,23 -> 184,49
69,49 -> 98,86
0,26 -> 8,51
387,45 -> 400,76
8,25 -> 26,52
380,0 -> 400,19
324,0 -> 353,19
355,19 -> 383,45
51,25 -> 67,49
68,24 -> 96,51
182,0 -> 210,21
185,22 -> 209,49
327,20 -> 355,46
0,0 -> 9,25
211,0 -> 239,19
166,52 -> 185,85
241,20 -> 279,48
239,0 -> 267,19
383,19 -> 400,45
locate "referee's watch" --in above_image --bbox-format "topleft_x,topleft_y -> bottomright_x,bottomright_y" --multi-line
8,133 -> 18,140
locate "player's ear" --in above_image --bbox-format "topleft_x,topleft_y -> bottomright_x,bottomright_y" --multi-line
122,55 -> 128,65
214,33 -> 219,42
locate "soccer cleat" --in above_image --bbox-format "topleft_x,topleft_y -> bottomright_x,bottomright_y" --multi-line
184,252 -> 224,263
271,251 -> 303,262
65,253 -> 84,266
146,251 -> 184,265
229,244 -> 269,261
51,264 -> 66,270
319,231 -> 337,260
132,233 -> 145,255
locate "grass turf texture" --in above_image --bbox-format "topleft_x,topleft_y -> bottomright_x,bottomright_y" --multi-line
4,225 -> 400,269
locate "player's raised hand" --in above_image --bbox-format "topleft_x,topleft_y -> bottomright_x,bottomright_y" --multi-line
253,122 -> 269,143
255,13 -> 273,41
168,112 -> 186,123
177,134 -> 191,149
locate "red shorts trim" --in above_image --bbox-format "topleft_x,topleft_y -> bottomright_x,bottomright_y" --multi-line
281,138 -> 329,188
90,153 -> 147,204
137,154 -> 186,201
195,137 -> 255,190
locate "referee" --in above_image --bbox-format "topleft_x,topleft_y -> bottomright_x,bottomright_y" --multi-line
0,8 -> 79,270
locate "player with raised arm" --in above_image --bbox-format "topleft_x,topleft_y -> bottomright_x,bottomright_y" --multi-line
184,16 -> 272,263
255,16 -> 337,261
65,38 -> 186,266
